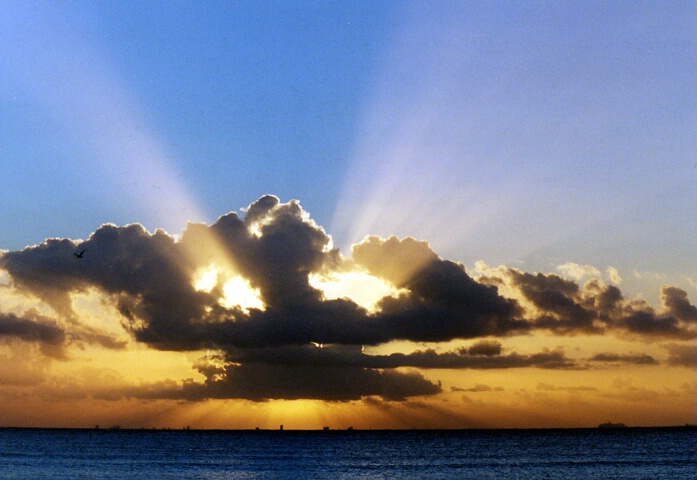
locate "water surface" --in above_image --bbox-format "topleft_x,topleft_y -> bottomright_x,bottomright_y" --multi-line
1,427 -> 694,479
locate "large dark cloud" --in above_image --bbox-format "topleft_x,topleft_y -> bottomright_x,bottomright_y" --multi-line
1,195 -> 695,401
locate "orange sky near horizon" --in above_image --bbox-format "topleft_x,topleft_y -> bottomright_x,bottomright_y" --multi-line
0,340 -> 694,430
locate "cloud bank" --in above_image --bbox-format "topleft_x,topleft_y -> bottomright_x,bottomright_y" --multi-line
1,196 -> 694,402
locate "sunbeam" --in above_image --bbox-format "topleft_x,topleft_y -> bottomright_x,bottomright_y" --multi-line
331,4 -> 502,257
0,3 -> 205,235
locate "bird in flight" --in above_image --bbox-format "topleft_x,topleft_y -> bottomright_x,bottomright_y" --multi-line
73,249 -> 86,258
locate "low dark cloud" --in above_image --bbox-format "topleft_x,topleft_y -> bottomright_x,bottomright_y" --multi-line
0,311 -> 64,345
187,364 -> 441,402
465,340 -> 503,356
0,195 -> 695,401
0,311 -> 66,358
0,309 -> 125,356
451,384 -> 497,393
90,366 -> 441,403
663,343 -> 697,367
221,343 -> 579,371
588,353 -> 659,365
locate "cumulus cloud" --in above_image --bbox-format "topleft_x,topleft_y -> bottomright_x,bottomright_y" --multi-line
606,267 -> 622,285
0,195 -> 694,401
661,286 -> 697,324
477,265 -> 696,340
556,262 -> 623,285
557,262 -> 602,281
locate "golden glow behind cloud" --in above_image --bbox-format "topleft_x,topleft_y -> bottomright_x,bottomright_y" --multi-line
309,270 -> 402,313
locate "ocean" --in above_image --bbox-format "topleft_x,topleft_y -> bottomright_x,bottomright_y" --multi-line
1,427 -> 695,479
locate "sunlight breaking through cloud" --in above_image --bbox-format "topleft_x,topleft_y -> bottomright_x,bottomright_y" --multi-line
221,276 -> 265,313
309,270 -> 402,313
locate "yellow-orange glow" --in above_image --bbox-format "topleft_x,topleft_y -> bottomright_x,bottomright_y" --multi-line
192,264 -> 219,292
309,270 -> 402,312
193,264 -> 265,312
221,276 -> 265,312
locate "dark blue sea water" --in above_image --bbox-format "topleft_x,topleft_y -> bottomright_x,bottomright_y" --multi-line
0,427 -> 694,479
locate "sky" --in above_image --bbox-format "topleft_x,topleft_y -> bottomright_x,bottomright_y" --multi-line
0,1 -> 695,430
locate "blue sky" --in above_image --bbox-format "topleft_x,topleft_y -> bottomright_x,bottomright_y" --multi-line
1,0 -> 695,302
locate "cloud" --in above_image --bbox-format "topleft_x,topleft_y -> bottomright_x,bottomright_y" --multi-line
222,343 -> 579,371
1,196 -> 528,350
1,195 -> 695,401
0,311 -> 66,358
62,361 -> 441,403
477,265 -> 696,339
556,262 -> 623,285
557,262 -> 601,281
536,383 -> 597,392
606,267 -> 623,285
0,311 -> 64,345
663,343 -> 697,367
588,353 -> 659,366
661,286 -> 697,324
465,340 -> 502,356
451,384 -> 500,393
351,235 -> 439,287
184,364 -> 441,402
